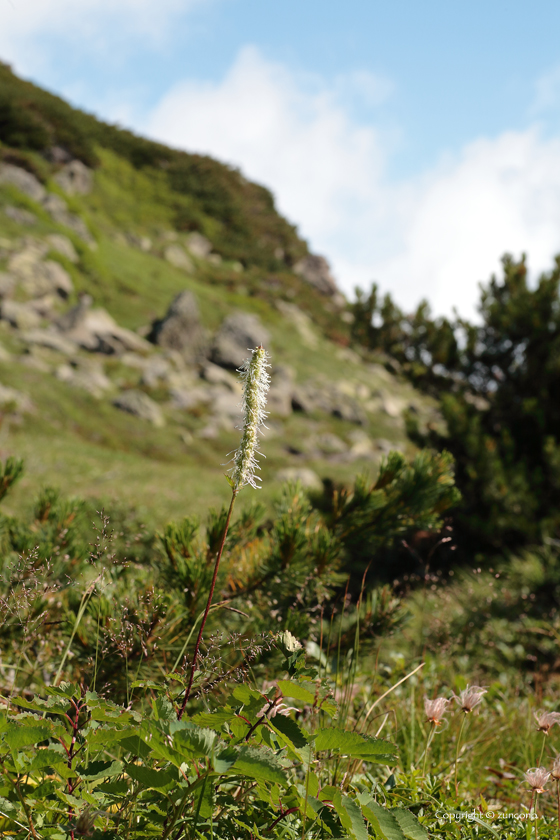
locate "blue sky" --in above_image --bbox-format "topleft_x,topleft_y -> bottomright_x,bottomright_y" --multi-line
3,0 -> 560,316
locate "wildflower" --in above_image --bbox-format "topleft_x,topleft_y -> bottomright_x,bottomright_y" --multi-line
551,756 -> 560,780
424,696 -> 449,725
453,685 -> 487,713
257,700 -> 297,719
230,346 -> 271,491
534,710 -> 560,734
525,767 -> 550,793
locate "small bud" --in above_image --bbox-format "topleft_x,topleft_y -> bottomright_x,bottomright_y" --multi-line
230,346 -> 271,491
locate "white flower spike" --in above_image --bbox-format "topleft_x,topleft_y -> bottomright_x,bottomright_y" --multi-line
230,346 -> 271,492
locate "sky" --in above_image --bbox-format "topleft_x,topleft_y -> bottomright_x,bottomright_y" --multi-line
2,0 -> 560,317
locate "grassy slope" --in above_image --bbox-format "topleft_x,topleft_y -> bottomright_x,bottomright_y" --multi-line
0,74 -> 438,528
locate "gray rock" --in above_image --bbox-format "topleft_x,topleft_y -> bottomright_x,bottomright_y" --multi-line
126,233 -> 152,252
185,232 -> 212,259
0,382 -> 32,413
315,433 -> 347,454
211,312 -> 270,369
8,246 -> 73,299
4,206 -> 36,225
0,300 -> 41,330
42,193 -> 94,244
58,297 -> 151,355
170,386 -> 212,410
209,387 -> 241,421
276,468 -> 323,492
140,356 -> 172,388
113,390 -> 165,426
164,245 -> 194,273
56,360 -> 112,397
276,300 -> 318,348
46,234 -> 79,263
21,329 -> 77,355
0,273 -> 15,298
200,361 -> 240,392
0,164 -> 46,202
268,366 -> 294,417
149,291 -> 208,362
53,160 -> 93,195
293,254 -> 338,296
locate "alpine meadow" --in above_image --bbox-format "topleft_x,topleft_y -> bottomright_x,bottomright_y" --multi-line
0,60 -> 559,839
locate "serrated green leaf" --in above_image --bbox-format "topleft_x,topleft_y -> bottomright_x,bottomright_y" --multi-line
126,763 -> 174,790
276,680 -> 316,704
232,685 -> 264,705
360,797 -> 406,840
231,745 -> 288,785
172,723 -> 217,757
213,747 -> 237,773
78,760 -> 123,781
27,748 -> 67,773
193,709 -> 234,729
332,791 -> 368,840
392,808 -> 429,840
269,715 -> 308,749
4,721 -> 52,750
13,695 -> 70,716
314,728 -> 396,763
196,776 -> 215,819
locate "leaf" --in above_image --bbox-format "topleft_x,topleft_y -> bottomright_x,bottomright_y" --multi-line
196,776 -> 215,819
213,747 -> 237,773
269,715 -> 308,749
276,680 -> 316,705
126,763 -> 174,790
314,728 -> 396,763
332,791 -> 368,840
4,721 -> 52,750
172,723 -> 217,757
27,748 -> 67,773
391,808 -> 429,840
231,745 -> 288,785
360,797 -> 406,840
78,760 -> 123,781
193,710 -> 234,729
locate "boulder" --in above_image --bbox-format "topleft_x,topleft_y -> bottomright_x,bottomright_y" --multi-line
200,361 -> 240,392
268,366 -> 294,417
164,245 -> 194,273
0,382 -> 32,413
293,254 -> 338,296
276,467 -> 323,492
276,300 -> 318,348
0,164 -> 46,202
0,273 -> 15,298
0,300 -> 41,330
42,193 -> 94,244
4,206 -> 36,225
8,245 -> 73,299
113,390 -> 165,426
211,312 -> 270,369
46,234 -> 79,263
149,291 -> 208,362
56,360 -> 112,398
58,296 -> 151,355
21,329 -> 77,356
53,160 -> 93,195
185,232 -> 212,259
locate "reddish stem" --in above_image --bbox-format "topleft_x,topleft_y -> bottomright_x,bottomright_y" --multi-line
178,491 -> 237,718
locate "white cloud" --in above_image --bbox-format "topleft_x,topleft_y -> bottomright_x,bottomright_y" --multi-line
146,47 -> 560,318
0,0 -> 199,77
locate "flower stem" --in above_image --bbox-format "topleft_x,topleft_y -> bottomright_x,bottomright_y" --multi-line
178,490 -> 238,719
538,733 -> 547,767
454,714 -> 466,801
422,722 -> 436,776
556,779 -> 559,840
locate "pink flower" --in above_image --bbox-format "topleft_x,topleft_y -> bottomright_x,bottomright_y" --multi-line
453,685 -> 487,713
524,767 -> 550,793
424,696 -> 449,725
534,710 -> 560,734
550,756 -> 560,781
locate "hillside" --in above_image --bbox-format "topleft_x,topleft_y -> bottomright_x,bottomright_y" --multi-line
0,62 -> 440,526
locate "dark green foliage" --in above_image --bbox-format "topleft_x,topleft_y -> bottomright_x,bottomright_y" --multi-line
353,255 -> 560,555
0,62 -> 308,270
0,457 -> 23,504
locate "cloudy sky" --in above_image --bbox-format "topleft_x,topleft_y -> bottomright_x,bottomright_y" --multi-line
3,0 -> 560,317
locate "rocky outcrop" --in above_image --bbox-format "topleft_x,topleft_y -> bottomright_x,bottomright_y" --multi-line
56,359 -> 112,398
185,232 -> 212,259
1,300 -> 41,330
54,161 -> 93,195
149,291 -> 208,362
46,234 -> 78,263
211,312 -> 270,369
4,206 -> 36,226
0,164 -> 46,202
8,243 -> 73,298
57,295 -> 151,355
42,193 -> 94,244
163,245 -> 194,273
113,390 -> 165,426
293,254 -> 338,296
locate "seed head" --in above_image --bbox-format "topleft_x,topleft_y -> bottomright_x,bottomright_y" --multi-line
229,346 -> 271,491
551,756 -> 560,780
424,696 -> 449,725
453,685 -> 487,713
524,767 -> 550,793
534,710 -> 560,734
